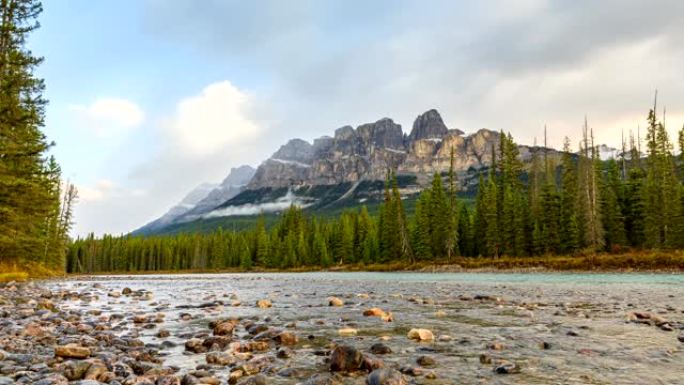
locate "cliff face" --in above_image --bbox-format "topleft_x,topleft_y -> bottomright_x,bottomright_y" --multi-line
248,109 -> 507,188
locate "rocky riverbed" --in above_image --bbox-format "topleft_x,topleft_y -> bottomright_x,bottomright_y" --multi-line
0,273 -> 682,384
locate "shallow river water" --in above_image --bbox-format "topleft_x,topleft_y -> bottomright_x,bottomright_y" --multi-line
46,272 -> 684,384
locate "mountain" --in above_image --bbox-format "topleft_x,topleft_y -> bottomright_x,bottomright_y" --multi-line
248,109 -> 508,188
139,108 -> 569,235
134,182 -> 217,234
134,165 -> 255,235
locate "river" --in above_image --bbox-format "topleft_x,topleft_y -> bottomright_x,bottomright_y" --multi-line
27,272 -> 679,384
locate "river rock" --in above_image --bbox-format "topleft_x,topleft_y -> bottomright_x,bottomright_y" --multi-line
237,374 -> 267,385
407,329 -> 433,341
256,299 -> 272,308
416,355 -> 436,367
274,331 -> 298,345
34,373 -> 69,385
370,343 -> 392,355
494,361 -> 521,374
338,328 -> 358,336
303,373 -> 343,385
206,352 -> 236,366
366,368 -> 407,385
330,345 -> 363,372
213,320 -> 235,336
328,297 -> 344,307
157,376 -> 181,385
60,360 -> 92,381
55,344 -> 90,359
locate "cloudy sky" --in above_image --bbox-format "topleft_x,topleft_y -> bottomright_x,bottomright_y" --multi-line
32,0 -> 684,236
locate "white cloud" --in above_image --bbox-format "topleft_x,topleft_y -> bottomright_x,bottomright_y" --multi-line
166,81 -> 263,156
70,98 -> 144,137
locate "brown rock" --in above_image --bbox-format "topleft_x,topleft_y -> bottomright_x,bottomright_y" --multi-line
407,329 -> 433,341
330,345 -> 363,372
55,344 -> 90,359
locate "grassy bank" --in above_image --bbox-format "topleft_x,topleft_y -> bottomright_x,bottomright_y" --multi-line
0,263 -> 65,282
63,251 -> 684,277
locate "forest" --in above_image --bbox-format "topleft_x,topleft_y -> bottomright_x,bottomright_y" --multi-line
66,107 -> 684,273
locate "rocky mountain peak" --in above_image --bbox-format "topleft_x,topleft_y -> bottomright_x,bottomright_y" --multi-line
409,109 -> 449,141
220,165 -> 256,187
272,139 -> 314,163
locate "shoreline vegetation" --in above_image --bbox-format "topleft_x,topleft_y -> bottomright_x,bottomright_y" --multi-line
4,251 -> 682,283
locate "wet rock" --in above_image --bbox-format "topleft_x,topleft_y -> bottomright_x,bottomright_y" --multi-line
494,361 -> 521,374
303,373 -> 343,385
328,297 -> 344,307
487,342 -> 505,350
277,347 -> 294,359
363,308 -> 393,322
122,288 -> 132,295
184,339 -> 206,354
479,354 -> 492,364
274,331 -> 298,345
338,328 -> 357,336
157,376 -> 181,385
330,345 -> 363,372
366,368 -> 407,385
23,322 -> 49,337
213,320 -> 235,336
237,374 -> 267,385
399,366 -> 423,377
677,334 -> 684,343
180,374 -> 198,385
416,355 -> 435,367
370,343 -> 392,355
206,351 -> 236,366
55,344 -> 90,359
407,329 -> 433,341
157,329 -> 170,338
256,299 -> 272,309
84,362 -> 107,380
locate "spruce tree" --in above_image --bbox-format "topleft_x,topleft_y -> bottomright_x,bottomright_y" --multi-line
559,138 -> 580,253
0,0 -> 66,268
602,159 -> 627,250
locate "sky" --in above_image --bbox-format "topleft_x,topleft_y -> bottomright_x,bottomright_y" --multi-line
30,0 -> 684,236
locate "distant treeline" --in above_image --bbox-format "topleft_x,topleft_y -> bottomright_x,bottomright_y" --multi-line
67,105 -> 684,273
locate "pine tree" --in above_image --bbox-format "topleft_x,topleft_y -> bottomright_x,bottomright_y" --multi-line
642,102 -> 681,248
412,189 -> 432,260
0,0 -> 65,268
559,138 -> 580,253
457,204 -> 473,256
428,172 -> 449,257
602,159 -> 627,250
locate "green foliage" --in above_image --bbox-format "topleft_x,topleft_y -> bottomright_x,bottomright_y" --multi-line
0,0 -> 74,273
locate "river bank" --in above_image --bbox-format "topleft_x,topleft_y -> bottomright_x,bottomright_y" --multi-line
0,273 -> 682,384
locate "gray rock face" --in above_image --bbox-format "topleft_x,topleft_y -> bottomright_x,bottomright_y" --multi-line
408,109 -> 448,141
272,139 -> 314,163
247,109 -> 512,189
